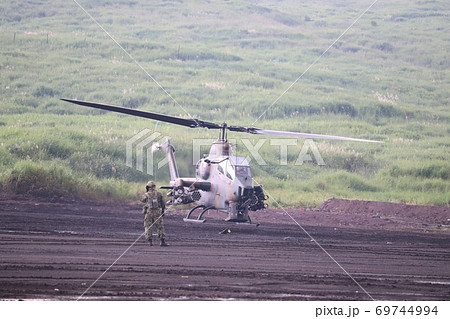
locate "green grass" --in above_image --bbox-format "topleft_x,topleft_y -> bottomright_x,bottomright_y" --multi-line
3,159 -> 141,200
0,0 -> 448,205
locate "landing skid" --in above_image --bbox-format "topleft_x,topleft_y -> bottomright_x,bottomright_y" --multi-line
183,205 -> 215,223
229,220 -> 260,227
225,214 -> 254,224
183,205 -> 257,225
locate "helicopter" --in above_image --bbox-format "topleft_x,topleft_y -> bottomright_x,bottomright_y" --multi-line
61,98 -> 381,224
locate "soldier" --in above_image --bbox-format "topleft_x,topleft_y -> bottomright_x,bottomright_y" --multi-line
141,181 -> 168,247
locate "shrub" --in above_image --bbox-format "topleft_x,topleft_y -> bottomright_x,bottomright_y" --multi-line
373,42 -> 394,53
327,171 -> 379,192
389,161 -> 449,180
5,161 -> 77,197
33,86 -> 58,98
360,104 -> 402,120
0,147 -> 14,166
322,103 -> 358,117
3,160 -> 141,200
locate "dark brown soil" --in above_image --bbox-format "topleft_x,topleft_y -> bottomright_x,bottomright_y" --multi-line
0,193 -> 449,300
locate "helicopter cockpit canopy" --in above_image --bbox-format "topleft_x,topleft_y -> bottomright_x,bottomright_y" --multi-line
230,156 -> 253,186
218,160 -> 235,180
217,156 -> 252,181
230,156 -> 251,177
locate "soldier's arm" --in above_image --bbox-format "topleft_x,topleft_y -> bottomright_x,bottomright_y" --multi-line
159,193 -> 165,211
140,193 -> 148,203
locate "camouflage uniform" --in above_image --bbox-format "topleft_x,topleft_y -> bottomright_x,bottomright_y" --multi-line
141,187 -> 166,241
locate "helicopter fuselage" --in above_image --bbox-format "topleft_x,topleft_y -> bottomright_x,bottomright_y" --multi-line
163,139 -> 267,222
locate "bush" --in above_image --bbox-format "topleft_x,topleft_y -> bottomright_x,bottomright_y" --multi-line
3,160 -> 140,200
9,138 -> 73,161
5,161 -> 78,197
389,161 -> 449,180
360,104 -> 402,120
172,50 -> 242,62
322,103 -> 358,117
33,86 -> 58,98
122,95 -> 149,109
326,171 -> 379,192
0,147 -> 14,166
324,152 -> 375,173
373,42 -> 394,53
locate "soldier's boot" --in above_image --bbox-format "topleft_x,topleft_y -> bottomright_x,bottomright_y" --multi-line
148,239 -> 153,246
160,238 -> 169,247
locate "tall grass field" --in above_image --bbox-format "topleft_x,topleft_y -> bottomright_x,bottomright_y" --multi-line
0,0 -> 448,206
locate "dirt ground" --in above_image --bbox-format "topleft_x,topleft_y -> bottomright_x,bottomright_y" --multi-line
0,193 -> 449,301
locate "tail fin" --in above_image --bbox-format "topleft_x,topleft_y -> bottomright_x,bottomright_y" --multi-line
155,139 -> 179,181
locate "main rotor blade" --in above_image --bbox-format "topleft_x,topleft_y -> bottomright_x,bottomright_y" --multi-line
231,127 -> 382,143
61,99 -> 221,129
61,99 -> 382,143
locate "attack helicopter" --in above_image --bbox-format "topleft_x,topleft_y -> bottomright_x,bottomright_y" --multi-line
61,98 -> 381,224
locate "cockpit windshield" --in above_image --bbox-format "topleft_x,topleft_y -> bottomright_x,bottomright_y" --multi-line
236,165 -> 251,178
219,160 -> 235,180
229,156 -> 252,180
217,156 -> 252,181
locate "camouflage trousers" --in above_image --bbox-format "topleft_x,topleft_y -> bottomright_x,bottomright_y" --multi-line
144,209 -> 165,240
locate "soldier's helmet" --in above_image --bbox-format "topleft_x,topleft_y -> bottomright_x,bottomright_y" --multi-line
146,181 -> 156,189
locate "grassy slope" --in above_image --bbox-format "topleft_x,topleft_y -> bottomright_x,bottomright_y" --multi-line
0,0 -> 448,205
